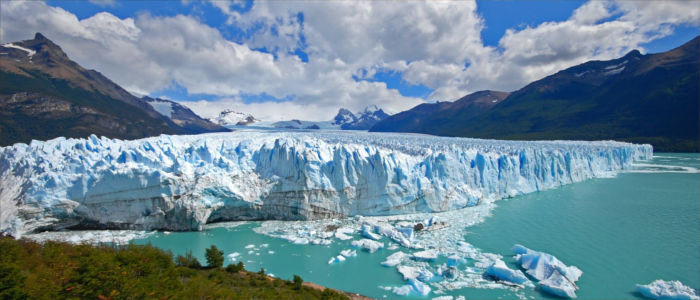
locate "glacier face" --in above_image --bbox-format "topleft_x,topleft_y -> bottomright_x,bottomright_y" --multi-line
0,130 -> 652,236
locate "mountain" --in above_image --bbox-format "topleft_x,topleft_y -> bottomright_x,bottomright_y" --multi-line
211,109 -> 259,126
370,90 -> 509,133
141,97 -> 228,133
0,33 -> 228,146
264,105 -> 389,130
332,105 -> 389,130
371,36 -> 699,152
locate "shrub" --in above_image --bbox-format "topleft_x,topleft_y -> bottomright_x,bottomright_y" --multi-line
225,261 -> 244,273
293,275 -> 303,290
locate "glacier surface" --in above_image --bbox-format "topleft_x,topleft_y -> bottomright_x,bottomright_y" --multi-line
0,130 -> 651,236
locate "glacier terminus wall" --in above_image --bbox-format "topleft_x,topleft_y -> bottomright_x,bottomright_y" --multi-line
0,130 -> 652,236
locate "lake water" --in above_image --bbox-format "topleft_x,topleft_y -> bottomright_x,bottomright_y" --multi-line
131,153 -> 699,299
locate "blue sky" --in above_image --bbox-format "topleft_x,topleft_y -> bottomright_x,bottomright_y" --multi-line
5,1 -> 699,120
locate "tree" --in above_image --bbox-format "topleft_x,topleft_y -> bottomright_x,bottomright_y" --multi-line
175,250 -> 201,269
204,245 -> 223,268
293,275 -> 303,290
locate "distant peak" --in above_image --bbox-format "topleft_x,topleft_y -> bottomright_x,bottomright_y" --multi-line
337,108 -> 353,114
625,49 -> 642,57
34,32 -> 48,41
363,105 -> 380,113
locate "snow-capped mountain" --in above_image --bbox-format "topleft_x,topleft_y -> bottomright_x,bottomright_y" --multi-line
211,109 -> 260,126
333,108 -> 357,125
0,131 -> 651,236
142,97 -> 228,134
332,105 -> 390,130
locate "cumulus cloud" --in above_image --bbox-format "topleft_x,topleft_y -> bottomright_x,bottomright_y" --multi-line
1,0 -> 697,120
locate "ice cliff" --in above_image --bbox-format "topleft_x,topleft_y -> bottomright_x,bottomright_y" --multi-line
0,131 -> 651,236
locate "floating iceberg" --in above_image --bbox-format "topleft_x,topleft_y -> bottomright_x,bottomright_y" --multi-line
392,285 -> 412,296
397,265 -> 434,281
513,244 -> 582,298
447,254 -> 467,267
413,249 -> 439,261
351,239 -> 384,253
539,269 -> 579,298
636,280 -> 699,300
361,224 -> 383,240
382,251 -> 408,267
334,227 -> 354,240
483,259 -> 529,286
340,249 -> 357,258
328,255 -> 346,264
409,278 -> 432,296
0,130 -> 651,236
390,279 -> 432,296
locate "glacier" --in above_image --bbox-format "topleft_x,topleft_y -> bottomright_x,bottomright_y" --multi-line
0,130 -> 651,237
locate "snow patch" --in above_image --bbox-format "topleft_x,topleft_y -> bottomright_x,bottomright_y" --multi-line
2,43 -> 36,57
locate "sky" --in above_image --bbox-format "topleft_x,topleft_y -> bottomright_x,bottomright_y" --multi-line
1,0 -> 698,121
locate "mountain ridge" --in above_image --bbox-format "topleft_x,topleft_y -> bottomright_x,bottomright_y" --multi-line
0,33 -> 228,146
371,36 -> 700,152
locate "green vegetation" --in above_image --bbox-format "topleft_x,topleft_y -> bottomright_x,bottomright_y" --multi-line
293,275 -> 304,290
0,237 -> 350,299
205,245 -> 224,268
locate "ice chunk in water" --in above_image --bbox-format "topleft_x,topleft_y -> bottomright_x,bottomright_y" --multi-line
512,244 -> 582,283
412,249 -> 439,261
340,249 -> 357,258
409,278 -> 432,296
382,251 -> 408,267
328,255 -> 346,264
635,280 -> 699,300
484,259 -> 529,285
513,244 -> 582,298
539,270 -> 578,298
351,239 -> 384,253
447,254 -> 466,267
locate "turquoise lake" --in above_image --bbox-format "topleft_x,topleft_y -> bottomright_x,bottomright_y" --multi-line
132,153 -> 700,299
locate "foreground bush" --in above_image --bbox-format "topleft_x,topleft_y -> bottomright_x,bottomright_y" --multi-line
0,237 -> 349,299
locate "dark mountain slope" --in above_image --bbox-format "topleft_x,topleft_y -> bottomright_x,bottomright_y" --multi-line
372,36 -> 699,152
370,90 -> 509,133
0,33 -> 227,146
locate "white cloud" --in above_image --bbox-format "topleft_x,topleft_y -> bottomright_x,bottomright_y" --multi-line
1,0 -> 698,121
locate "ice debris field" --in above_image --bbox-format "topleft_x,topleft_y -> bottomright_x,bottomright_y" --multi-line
255,204 -> 584,298
0,130 -> 651,237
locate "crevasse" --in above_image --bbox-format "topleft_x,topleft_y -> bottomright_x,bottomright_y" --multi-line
0,131 -> 652,236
